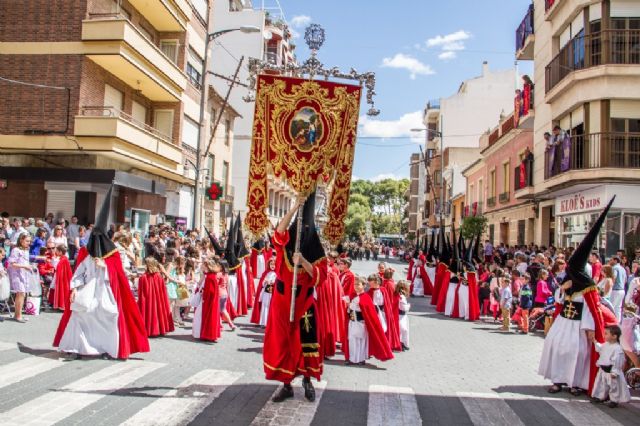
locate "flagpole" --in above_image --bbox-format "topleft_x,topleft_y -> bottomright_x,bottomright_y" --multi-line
290,204 -> 304,322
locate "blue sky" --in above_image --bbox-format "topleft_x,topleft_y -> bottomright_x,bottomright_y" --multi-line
278,0 -> 533,180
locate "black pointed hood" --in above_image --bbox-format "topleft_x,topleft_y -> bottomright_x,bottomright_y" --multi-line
427,229 -> 436,262
565,197 -> 615,295
412,241 -> 420,259
252,238 -> 265,251
204,226 -> 224,256
464,234 -> 476,272
450,227 -> 461,273
225,217 -> 241,271
87,185 -> 117,258
235,213 -> 250,259
439,226 -> 451,265
422,234 -> 429,254
472,232 -> 482,263
285,191 -> 325,266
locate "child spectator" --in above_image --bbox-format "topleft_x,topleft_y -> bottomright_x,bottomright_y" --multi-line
518,273 -> 533,334
534,269 -> 552,308
591,325 -> 631,407
395,280 -> 411,351
499,277 -> 513,332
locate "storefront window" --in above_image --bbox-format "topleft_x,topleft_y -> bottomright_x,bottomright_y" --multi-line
559,211 -> 620,258
624,213 -> 640,257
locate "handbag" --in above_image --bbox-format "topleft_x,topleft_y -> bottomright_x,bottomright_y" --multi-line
25,296 -> 41,315
0,275 -> 10,301
177,285 -> 189,300
28,271 -> 42,296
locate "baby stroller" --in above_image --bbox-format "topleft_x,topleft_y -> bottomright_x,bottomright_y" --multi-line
529,296 -> 556,333
622,308 -> 640,390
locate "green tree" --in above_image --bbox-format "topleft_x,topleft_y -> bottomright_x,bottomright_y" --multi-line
460,216 -> 488,240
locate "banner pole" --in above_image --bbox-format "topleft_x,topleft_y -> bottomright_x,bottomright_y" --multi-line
289,204 -> 304,322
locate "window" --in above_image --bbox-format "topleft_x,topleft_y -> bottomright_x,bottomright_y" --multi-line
132,101 -> 147,124
489,169 -> 496,197
222,161 -> 229,194
182,115 -> 199,149
478,178 -> 484,203
469,184 -> 474,204
191,0 -> 208,22
104,84 -> 123,112
160,40 -> 179,64
187,48 -> 203,89
502,162 -> 510,193
206,154 -> 215,184
154,110 -> 174,141
611,117 -> 640,168
225,119 -> 231,145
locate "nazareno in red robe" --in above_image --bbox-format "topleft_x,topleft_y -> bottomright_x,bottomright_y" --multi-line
250,247 -> 261,277
137,272 -> 174,337
414,264 -> 433,296
50,255 -> 72,311
406,258 -> 414,281
250,269 -> 272,325
431,262 -> 447,306
340,270 -> 355,297
198,272 -> 221,342
53,248 -> 150,359
466,271 -> 480,321
449,276 -> 462,319
382,278 -> 395,295
244,257 -> 255,309
435,264 -> 451,313
343,292 -> 394,362
368,287 -> 402,351
263,230 -> 322,383
231,266 -> 248,316
315,259 -> 345,357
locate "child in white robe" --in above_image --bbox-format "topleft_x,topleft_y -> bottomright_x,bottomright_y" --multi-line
259,269 -> 276,327
347,278 -> 369,364
591,325 -> 631,407
396,280 -> 411,351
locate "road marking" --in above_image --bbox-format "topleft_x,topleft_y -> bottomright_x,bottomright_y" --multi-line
121,369 -> 243,426
367,385 -> 422,426
250,380 -> 327,426
546,398 -> 624,426
457,391 -> 525,426
0,354 -> 63,389
2,360 -> 163,426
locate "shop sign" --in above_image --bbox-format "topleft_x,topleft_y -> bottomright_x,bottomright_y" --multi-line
556,187 -> 605,215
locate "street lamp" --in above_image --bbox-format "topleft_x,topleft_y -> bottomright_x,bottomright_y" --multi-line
192,25 -> 261,231
411,125 -> 445,228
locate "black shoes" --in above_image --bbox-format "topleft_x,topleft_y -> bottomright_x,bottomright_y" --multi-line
401,343 -> 410,351
302,377 -> 316,402
272,384 -> 294,403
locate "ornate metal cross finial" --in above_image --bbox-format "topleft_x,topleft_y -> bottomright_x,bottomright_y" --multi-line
304,24 -> 325,53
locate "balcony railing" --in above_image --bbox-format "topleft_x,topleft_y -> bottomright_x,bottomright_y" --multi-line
545,0 -> 556,13
546,30 -> 640,93
514,159 -> 534,191
516,4 -> 534,52
487,196 -> 496,208
544,132 -> 640,180
499,192 -> 510,203
80,106 -> 173,143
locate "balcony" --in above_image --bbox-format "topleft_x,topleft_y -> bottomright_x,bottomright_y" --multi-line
75,106 -> 182,173
544,132 -> 640,184
499,192 -> 510,204
546,30 -> 640,94
82,17 -> 187,101
515,4 -> 534,60
514,83 -> 534,127
487,196 -> 496,208
544,0 -> 559,19
514,160 -> 535,200
127,0 -> 189,31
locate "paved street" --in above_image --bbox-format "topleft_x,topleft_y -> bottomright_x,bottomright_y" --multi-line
0,259 -> 638,425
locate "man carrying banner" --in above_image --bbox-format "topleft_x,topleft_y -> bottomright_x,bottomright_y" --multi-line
263,193 -> 324,403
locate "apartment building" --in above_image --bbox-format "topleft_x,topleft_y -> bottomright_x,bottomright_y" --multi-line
421,63 -> 517,232
406,153 -> 423,238
0,0 -> 220,232
522,0 -> 640,255
212,0 -> 298,226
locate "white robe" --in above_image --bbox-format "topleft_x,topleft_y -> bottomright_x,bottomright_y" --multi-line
538,291 -> 595,389
372,289 -> 387,333
227,274 -> 238,310
399,294 -> 410,346
411,265 -> 424,296
458,284 -> 470,320
58,257 -> 119,358
192,276 -> 205,339
256,254 -> 266,280
241,261 -> 250,303
592,341 -> 631,403
348,296 -> 368,363
444,280 -> 459,316
426,267 -> 436,290
259,271 -> 276,326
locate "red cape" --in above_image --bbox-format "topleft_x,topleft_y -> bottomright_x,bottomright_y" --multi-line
435,266 -> 451,313
53,250 -> 150,359
232,267 -> 248,316
50,256 -> 72,311
340,270 -> 355,296
244,257 -> 255,309
449,279 -> 461,319
343,292 -> 394,362
199,272 -> 221,342
250,269 -> 273,324
316,259 -> 346,357
263,230 -> 322,382
368,287 -> 402,351
406,258 -> 414,281
264,247 -> 273,265
137,272 -> 174,337
467,272 -> 480,321
250,248 -> 261,276
382,278 -> 395,295
415,264 -> 433,296
431,262 -> 447,306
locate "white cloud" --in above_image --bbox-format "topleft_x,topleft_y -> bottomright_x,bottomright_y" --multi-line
438,51 -> 457,60
381,53 -> 435,79
370,173 -> 403,182
425,30 -> 471,60
290,15 -> 311,28
358,110 -> 425,142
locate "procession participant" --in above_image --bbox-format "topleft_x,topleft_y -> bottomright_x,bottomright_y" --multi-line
591,325 -> 631,407
316,251 -> 345,358
368,273 -> 401,351
377,261 -> 386,280
463,241 -> 481,322
251,238 -> 267,279
411,254 -> 433,297
204,226 -> 225,257
192,258 -> 221,342
343,276 -> 394,365
250,258 -> 276,327
137,257 -> 174,337
235,214 -> 255,309
382,268 -> 396,294
263,194 -> 324,403
49,245 -> 72,311
394,280 -> 411,351
443,229 -> 461,317
54,186 -> 149,360
434,229 -> 451,311
338,257 -> 355,297
217,260 -> 237,331
539,197 -> 613,396
226,218 -> 247,316
406,245 -> 419,281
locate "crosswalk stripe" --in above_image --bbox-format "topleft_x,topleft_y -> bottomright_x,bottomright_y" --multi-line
367,385 -> 421,426
1,360 -> 164,426
250,380 -> 327,425
121,369 -> 243,426
457,392 -> 526,426
546,398 -> 625,426
0,354 -> 63,389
